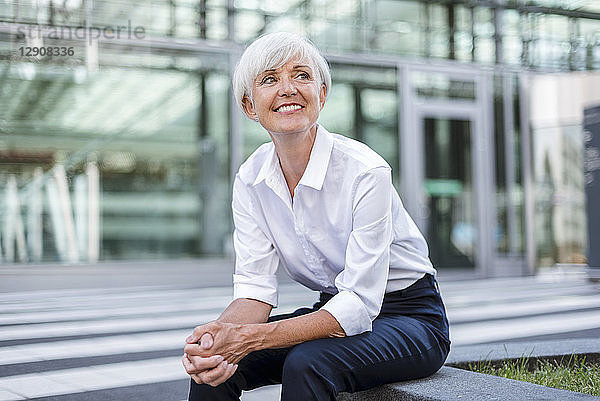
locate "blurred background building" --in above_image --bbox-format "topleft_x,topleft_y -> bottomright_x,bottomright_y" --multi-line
0,0 -> 598,277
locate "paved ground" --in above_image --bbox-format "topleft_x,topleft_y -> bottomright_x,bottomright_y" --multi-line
0,260 -> 599,400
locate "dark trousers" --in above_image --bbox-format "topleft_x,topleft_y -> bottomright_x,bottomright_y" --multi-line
189,274 -> 450,401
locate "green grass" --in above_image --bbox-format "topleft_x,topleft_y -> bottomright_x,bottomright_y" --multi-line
467,354 -> 600,396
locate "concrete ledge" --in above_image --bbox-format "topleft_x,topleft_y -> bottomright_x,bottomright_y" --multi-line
337,366 -> 598,401
337,339 -> 600,401
447,338 -> 600,366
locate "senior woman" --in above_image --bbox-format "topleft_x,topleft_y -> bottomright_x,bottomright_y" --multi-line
183,32 -> 450,401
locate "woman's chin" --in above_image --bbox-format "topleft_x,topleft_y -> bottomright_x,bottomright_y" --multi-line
264,122 -> 318,137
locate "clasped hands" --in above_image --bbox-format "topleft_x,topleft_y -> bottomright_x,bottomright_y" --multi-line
182,321 -> 252,387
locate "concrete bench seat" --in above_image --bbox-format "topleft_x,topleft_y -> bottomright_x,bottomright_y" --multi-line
337,339 -> 600,401
337,365 -> 598,401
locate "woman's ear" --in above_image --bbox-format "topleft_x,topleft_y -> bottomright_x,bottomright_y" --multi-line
242,95 -> 258,121
319,83 -> 327,110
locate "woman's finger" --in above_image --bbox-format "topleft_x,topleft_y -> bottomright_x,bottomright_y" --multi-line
199,360 -> 228,385
222,363 -> 238,383
182,354 -> 196,374
184,342 -> 211,356
183,353 -> 231,386
213,363 -> 238,386
182,353 -> 209,375
186,354 -> 224,373
204,362 -> 238,387
190,373 -> 202,384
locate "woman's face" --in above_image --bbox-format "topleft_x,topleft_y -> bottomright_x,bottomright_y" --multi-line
242,57 -> 326,137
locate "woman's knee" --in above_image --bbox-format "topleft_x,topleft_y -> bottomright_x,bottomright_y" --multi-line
281,342 -> 340,399
283,344 -> 315,376
282,341 -> 333,379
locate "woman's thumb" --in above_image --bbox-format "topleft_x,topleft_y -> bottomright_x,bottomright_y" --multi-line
200,332 -> 214,349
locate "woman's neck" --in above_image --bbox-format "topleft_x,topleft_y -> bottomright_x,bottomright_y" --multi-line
269,125 -> 318,198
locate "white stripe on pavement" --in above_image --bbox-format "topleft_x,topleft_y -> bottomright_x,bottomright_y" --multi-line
0,283 -> 314,314
241,385 -> 281,401
0,282 -> 308,303
0,289 -> 230,313
0,329 -> 189,365
0,390 -> 22,401
442,285 -> 596,308
0,357 -> 186,399
0,313 -> 219,342
439,275 -> 588,292
447,294 -> 600,323
0,298 -> 229,325
0,285 -> 179,302
451,309 -> 600,345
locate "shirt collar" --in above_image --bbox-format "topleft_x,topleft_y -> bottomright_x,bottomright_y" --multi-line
252,124 -> 334,191
298,124 -> 333,191
252,143 -> 279,187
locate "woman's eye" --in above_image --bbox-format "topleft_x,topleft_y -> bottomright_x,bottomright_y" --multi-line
261,76 -> 276,84
297,72 -> 310,79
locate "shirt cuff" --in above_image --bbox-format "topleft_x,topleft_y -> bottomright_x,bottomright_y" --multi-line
233,273 -> 278,307
321,290 -> 372,336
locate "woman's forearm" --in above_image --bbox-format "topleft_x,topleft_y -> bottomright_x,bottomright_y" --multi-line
217,298 -> 272,324
184,303 -> 346,365
244,309 -> 346,352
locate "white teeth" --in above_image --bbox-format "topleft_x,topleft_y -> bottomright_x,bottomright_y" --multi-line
277,105 -> 302,112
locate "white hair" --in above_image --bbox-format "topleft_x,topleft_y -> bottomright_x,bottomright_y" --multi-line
232,32 -> 331,114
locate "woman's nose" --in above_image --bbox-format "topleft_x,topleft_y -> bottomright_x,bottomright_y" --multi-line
278,77 -> 297,96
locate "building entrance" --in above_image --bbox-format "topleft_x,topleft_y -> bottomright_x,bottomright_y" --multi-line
400,65 -> 528,275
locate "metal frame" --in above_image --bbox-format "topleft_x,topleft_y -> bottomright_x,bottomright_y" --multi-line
400,64 -> 507,276
503,74 -> 519,255
519,72 -> 536,275
478,70 -> 498,277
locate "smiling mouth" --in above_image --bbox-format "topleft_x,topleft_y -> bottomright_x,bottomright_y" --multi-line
275,104 -> 303,112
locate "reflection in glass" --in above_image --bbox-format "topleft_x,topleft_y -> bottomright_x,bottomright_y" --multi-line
423,118 -> 476,268
494,75 -> 509,254
319,83 -> 355,137
361,89 -> 399,187
533,125 -> 587,266
0,55 -> 231,261
411,71 -> 476,100
473,7 -> 495,64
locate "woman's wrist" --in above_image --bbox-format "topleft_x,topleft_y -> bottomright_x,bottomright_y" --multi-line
240,322 -> 272,353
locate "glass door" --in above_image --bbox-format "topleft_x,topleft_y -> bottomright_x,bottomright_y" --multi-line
401,65 -> 527,276
422,117 -> 477,268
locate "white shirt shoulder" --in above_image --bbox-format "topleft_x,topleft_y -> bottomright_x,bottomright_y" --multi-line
237,141 -> 274,185
329,133 -> 391,182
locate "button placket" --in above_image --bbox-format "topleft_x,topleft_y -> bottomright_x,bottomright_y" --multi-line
293,190 -> 329,286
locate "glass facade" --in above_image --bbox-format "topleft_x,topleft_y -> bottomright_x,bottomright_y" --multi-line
0,0 -> 599,273
529,71 -> 593,267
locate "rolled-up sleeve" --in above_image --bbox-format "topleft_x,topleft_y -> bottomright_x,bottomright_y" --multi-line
321,167 -> 393,336
231,175 -> 279,307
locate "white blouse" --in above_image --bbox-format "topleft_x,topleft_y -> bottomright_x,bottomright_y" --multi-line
232,124 -> 436,336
